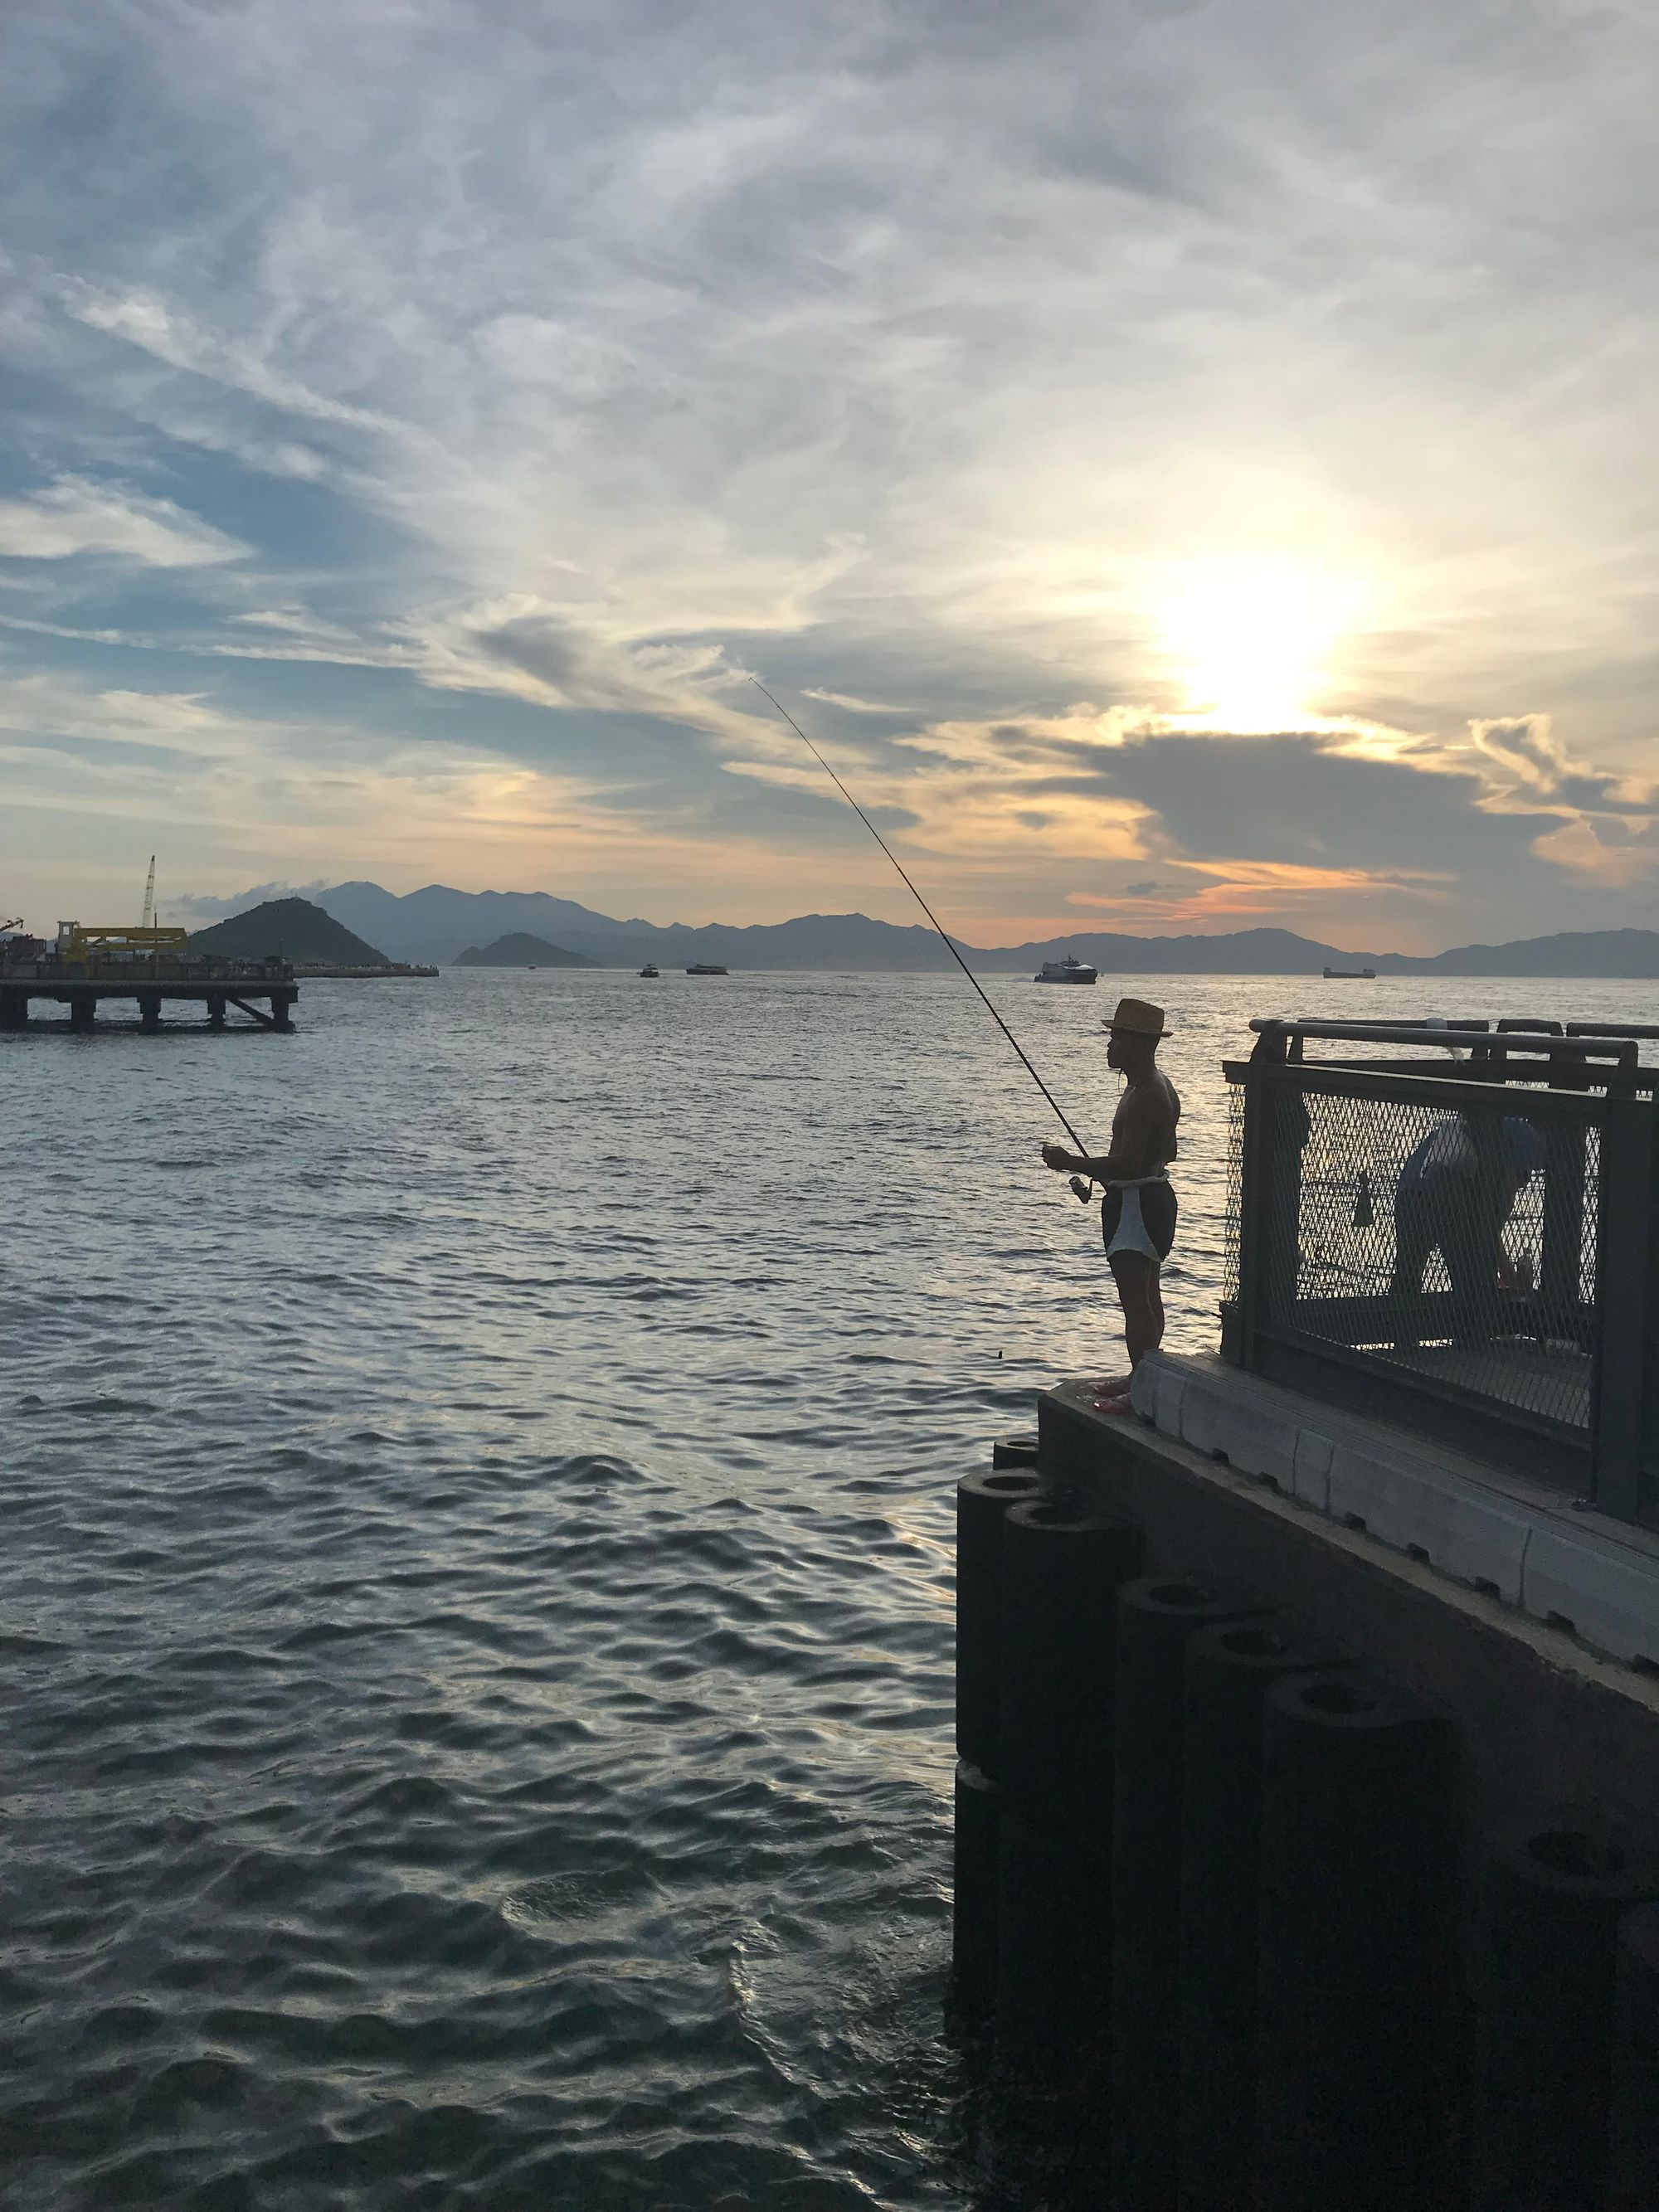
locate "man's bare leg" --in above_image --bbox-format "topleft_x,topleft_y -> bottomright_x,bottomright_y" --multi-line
1107,1251 -> 1165,1382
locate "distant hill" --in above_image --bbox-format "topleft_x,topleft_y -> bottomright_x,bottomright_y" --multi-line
187,897 -> 389,965
306,886 -> 1382,972
185,881 -> 1659,979
1406,930 -> 1659,978
453,933 -> 596,968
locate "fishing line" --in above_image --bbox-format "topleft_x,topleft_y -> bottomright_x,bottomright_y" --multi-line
747,676 -> 1097,1200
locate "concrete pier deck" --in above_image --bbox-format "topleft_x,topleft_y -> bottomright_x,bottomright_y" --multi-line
1040,1352 -> 1659,1839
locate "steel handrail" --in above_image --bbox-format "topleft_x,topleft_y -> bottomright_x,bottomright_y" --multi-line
1249,1018 -> 1637,1063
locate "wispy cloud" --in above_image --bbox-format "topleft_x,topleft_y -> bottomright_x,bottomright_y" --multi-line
0,479 -> 247,566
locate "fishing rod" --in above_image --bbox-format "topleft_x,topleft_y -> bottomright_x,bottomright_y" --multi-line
747,676 -> 1097,1203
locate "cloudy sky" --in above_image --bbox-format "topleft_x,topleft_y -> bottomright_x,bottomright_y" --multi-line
3,0 -> 1657,950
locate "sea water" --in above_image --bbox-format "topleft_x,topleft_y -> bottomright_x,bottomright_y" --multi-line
4,969 -> 1652,2208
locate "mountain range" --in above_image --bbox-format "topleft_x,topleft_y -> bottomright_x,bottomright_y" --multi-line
190,881 -> 1659,978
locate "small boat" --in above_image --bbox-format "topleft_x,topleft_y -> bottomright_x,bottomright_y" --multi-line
685,962 -> 728,976
1323,965 -> 1376,980
1034,955 -> 1098,984
639,963 -> 659,978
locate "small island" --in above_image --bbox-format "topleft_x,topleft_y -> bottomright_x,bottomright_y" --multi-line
187,897 -> 433,975
453,933 -> 596,968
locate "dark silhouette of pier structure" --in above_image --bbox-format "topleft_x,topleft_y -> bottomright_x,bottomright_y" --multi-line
0,941 -> 297,1033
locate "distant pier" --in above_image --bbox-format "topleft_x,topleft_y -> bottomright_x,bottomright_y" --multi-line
0,946 -> 297,1033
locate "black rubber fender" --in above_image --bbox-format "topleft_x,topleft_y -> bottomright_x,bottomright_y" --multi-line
950,1757 -> 1000,2035
993,1798 -> 1112,2083
955,1467 -> 1044,1776
1176,1616 -> 1354,2212
1255,1667 -> 1461,2212
997,1498 -> 1143,1826
1609,1902 -> 1659,2212
1107,1578 -> 1267,2212
1469,1816 -> 1659,2212
990,1432 -> 1041,1469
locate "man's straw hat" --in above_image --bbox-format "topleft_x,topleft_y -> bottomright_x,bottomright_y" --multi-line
1102,994 -> 1168,1038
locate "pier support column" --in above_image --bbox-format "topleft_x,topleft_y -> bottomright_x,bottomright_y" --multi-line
994,1500 -> 1142,2078
952,1466 -> 1044,2037
951,1758 -> 1000,2032
0,991 -> 26,1030
956,1468 -> 1045,1776
271,990 -> 295,1032
1254,1669 -> 1459,2212
1178,1618 -> 1354,2212
1610,1903 -> 1659,2212
139,993 -> 162,1033
1109,1579 -> 1267,2212
68,995 -> 95,1034
1469,1818 -> 1658,2212
207,995 -> 226,1028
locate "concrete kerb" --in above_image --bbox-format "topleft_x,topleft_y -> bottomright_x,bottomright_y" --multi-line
1099,1352 -> 1659,1675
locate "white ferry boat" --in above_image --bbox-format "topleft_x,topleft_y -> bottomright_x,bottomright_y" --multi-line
1034,955 -> 1098,984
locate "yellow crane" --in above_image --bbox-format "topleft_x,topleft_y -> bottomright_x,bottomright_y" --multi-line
56,858 -> 188,963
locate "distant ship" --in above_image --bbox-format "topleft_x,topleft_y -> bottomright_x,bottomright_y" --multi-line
685,962 -> 728,975
639,963 -> 659,978
1034,955 -> 1098,984
1323,965 -> 1377,980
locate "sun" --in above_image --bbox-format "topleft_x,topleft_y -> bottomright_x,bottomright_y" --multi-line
1151,554 -> 1364,732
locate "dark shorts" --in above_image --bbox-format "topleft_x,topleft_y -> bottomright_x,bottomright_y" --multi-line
1101,1180 -> 1178,1263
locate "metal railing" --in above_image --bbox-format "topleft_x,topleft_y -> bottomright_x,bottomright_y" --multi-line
1222,1020 -> 1658,1525
0,956 -> 293,984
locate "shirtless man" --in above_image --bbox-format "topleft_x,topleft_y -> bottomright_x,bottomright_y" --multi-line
1039,996 -> 1180,1402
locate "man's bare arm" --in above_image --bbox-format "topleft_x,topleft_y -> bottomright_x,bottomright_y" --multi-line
1043,1086 -> 1160,1181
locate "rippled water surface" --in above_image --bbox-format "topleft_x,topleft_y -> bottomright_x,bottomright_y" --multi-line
6,968 -> 1652,2209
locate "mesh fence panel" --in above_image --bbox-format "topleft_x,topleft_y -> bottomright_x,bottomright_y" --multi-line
1254,1079 -> 1596,1432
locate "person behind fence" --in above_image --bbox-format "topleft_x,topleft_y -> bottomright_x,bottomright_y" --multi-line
1389,1111 -> 1546,1344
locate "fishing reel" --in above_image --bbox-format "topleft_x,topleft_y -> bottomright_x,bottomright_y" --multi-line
1069,1174 -> 1096,1207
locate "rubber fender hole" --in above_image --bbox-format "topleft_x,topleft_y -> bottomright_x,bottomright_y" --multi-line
1343,1513 -> 1368,1533
1220,1626 -> 1290,1660
1149,1581 -> 1214,1608
1529,1829 -> 1625,1879
1211,1447 -> 1230,1466
985,1473 -> 1038,1492
1472,1577 -> 1501,1598
1546,1611 -> 1578,1636
1298,1680 -> 1377,1718
1405,1544 -> 1430,1564
1026,1503 -> 1079,1527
